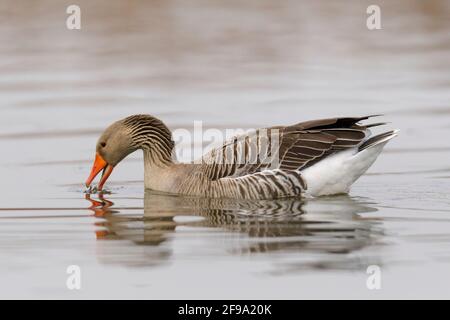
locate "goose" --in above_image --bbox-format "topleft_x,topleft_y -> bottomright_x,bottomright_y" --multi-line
85,114 -> 398,199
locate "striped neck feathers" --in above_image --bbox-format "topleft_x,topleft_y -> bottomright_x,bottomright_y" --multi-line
123,115 -> 175,166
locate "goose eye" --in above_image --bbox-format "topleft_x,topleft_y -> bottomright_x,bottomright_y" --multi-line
100,142 -> 106,148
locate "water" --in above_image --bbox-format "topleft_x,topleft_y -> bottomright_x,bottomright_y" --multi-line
0,0 -> 450,299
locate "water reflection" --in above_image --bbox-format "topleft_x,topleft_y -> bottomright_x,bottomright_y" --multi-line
86,191 -> 382,270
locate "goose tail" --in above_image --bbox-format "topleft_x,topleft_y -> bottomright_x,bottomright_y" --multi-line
358,129 -> 400,152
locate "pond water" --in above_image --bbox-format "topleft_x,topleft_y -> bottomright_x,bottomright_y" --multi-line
0,0 -> 449,299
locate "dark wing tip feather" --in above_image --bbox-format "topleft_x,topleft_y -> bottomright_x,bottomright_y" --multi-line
356,114 -> 384,121
291,115 -> 384,131
364,122 -> 389,128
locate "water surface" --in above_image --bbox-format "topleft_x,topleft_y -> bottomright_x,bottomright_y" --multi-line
0,0 -> 450,299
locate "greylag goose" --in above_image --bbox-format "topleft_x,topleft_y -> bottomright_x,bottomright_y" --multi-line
85,115 -> 398,199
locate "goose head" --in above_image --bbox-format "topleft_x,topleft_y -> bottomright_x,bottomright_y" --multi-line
85,114 -> 174,191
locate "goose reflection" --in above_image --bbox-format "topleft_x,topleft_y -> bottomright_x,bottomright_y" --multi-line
86,191 -> 381,269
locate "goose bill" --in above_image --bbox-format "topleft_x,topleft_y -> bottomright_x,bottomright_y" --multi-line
98,164 -> 114,190
85,153 -> 114,190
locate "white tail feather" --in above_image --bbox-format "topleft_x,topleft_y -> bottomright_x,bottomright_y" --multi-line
301,130 -> 399,196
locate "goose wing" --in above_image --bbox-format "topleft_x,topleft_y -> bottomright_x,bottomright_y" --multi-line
200,115 -> 379,181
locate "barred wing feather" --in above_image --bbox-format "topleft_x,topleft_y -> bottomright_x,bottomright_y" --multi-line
200,116 -> 375,181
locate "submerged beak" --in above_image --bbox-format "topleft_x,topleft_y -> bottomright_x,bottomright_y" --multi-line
85,153 -> 114,190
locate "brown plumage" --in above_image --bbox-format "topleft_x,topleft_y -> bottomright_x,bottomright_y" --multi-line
86,114 -> 398,199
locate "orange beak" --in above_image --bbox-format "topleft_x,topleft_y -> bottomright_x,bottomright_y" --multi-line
85,153 -> 114,191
